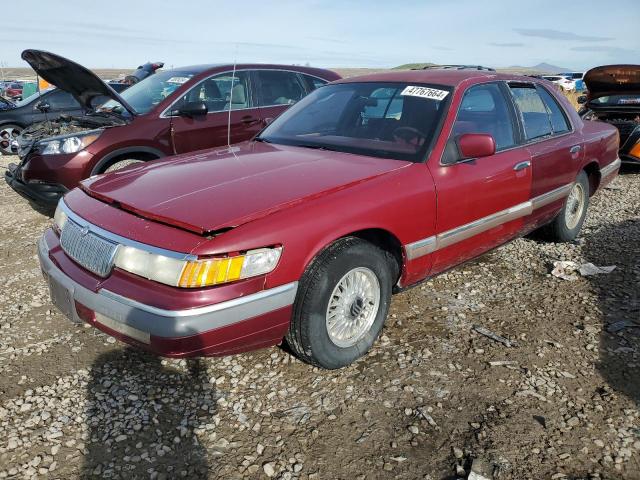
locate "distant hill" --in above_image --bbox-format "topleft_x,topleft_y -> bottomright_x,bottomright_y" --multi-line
500,62 -> 574,74
392,63 -> 437,70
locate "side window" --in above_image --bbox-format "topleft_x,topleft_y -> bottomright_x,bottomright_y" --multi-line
46,90 -> 80,110
537,87 -> 571,134
452,83 -> 516,150
509,85 -> 552,140
300,74 -> 328,92
256,70 -> 307,106
175,71 -> 251,113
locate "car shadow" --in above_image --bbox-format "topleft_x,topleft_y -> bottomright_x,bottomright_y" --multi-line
81,347 -> 215,479
582,218 -> 640,405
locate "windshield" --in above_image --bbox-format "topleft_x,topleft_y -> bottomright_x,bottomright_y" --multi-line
590,94 -> 640,106
100,70 -> 196,115
257,82 -> 451,162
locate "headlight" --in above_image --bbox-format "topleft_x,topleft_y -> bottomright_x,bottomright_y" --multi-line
114,245 -> 282,288
53,201 -> 68,231
39,130 -> 102,156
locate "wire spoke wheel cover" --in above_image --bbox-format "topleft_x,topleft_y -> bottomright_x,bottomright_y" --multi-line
565,182 -> 585,230
325,267 -> 381,348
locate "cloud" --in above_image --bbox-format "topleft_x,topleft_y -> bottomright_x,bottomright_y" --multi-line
490,42 -> 524,47
514,28 -> 613,42
571,45 -> 634,54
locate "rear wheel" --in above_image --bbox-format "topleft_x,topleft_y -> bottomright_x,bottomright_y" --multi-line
540,170 -> 589,242
286,237 -> 395,369
0,124 -> 22,155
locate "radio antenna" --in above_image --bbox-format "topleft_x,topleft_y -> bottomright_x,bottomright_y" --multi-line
227,44 -> 238,149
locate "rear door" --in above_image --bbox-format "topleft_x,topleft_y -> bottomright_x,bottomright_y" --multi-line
253,69 -> 321,124
429,82 -> 532,274
507,83 -> 580,228
170,70 -> 263,154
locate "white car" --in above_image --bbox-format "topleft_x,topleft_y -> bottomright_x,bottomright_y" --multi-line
542,75 -> 576,92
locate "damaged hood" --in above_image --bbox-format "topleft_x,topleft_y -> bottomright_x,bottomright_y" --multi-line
21,49 -> 136,114
584,64 -> 640,101
80,142 -> 409,234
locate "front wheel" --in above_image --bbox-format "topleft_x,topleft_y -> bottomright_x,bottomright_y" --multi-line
0,124 -> 22,155
286,237 -> 396,369
541,170 -> 589,242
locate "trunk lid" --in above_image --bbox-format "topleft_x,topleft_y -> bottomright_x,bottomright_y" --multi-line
80,142 -> 409,234
21,49 -> 136,115
584,64 -> 640,102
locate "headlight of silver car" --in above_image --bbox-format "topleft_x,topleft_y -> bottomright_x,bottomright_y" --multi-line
39,129 -> 102,155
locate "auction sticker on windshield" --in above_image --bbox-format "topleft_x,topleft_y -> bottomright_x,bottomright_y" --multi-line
401,86 -> 449,101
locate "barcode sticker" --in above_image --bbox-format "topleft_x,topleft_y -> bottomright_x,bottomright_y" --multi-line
401,86 -> 449,101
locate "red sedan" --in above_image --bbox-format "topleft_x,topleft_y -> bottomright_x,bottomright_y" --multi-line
39,69 -> 620,369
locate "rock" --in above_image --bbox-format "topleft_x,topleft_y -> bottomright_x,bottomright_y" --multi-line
263,462 -> 276,477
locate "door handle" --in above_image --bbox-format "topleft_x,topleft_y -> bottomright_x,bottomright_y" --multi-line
241,115 -> 260,125
513,160 -> 531,171
569,145 -> 581,154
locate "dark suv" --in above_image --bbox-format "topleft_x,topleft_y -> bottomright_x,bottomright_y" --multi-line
5,50 -> 340,210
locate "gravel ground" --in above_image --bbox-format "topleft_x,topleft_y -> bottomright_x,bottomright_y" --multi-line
0,154 -> 638,480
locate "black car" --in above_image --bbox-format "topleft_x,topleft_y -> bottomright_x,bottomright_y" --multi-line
0,88 -> 85,155
579,64 -> 640,164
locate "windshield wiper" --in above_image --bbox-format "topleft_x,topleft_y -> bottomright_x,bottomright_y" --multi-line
254,137 -> 272,143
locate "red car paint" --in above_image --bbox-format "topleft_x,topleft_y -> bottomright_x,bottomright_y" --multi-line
40,69 -> 620,358
9,63 -> 340,208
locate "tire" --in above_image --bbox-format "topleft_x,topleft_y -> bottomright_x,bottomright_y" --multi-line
102,158 -> 144,173
0,124 -> 22,155
286,237 -> 396,369
541,170 -> 589,242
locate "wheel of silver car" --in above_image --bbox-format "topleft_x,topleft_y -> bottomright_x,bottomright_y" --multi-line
0,124 -> 22,155
539,170 -> 590,242
286,237 -> 397,369
103,159 -> 144,173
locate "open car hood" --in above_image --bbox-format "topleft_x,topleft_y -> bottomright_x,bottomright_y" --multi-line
80,142 -> 409,235
584,64 -> 640,101
21,49 -> 136,114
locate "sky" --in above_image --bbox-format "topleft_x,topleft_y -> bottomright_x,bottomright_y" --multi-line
0,0 -> 638,71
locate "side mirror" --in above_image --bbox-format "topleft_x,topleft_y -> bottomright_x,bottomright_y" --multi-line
35,100 -> 51,113
457,133 -> 496,160
176,101 -> 208,117
577,95 -> 587,105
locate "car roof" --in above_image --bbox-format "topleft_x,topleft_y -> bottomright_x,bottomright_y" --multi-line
334,69 -> 527,87
166,63 -> 337,77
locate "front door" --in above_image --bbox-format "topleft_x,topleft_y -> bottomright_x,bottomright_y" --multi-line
170,70 -> 264,154
430,82 -> 532,274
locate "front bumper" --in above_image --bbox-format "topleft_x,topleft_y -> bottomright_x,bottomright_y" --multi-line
5,163 -> 68,208
38,234 -> 297,357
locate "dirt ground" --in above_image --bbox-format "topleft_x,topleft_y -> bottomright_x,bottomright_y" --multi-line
0,152 -> 638,480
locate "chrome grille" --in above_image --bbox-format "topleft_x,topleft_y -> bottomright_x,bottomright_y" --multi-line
60,220 -> 118,277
